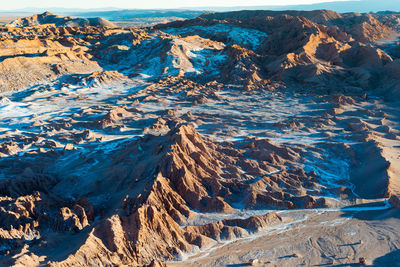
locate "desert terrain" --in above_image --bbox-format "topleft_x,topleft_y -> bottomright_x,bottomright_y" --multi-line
0,9 -> 399,266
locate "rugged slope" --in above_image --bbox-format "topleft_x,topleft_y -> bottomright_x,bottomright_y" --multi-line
154,11 -> 400,97
2,10 -> 400,98
0,124 -> 301,265
200,10 -> 398,43
0,75 -> 398,265
0,25 -> 148,92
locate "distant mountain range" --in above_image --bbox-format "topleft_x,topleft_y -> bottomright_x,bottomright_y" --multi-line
0,7 -> 120,14
205,0 -> 400,13
0,0 -> 399,14
0,0 -> 399,27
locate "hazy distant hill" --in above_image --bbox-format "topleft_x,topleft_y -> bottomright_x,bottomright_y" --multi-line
75,9 -> 204,19
0,0 -> 399,26
276,0 -> 399,13
185,0 -> 400,13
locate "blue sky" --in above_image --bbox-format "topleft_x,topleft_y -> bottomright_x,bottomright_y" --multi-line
2,0 -> 352,10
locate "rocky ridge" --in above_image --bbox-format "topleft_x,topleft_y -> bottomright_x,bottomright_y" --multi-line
7,11 -> 117,28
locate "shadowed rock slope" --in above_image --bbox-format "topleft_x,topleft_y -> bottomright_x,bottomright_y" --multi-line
0,124 -> 317,265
